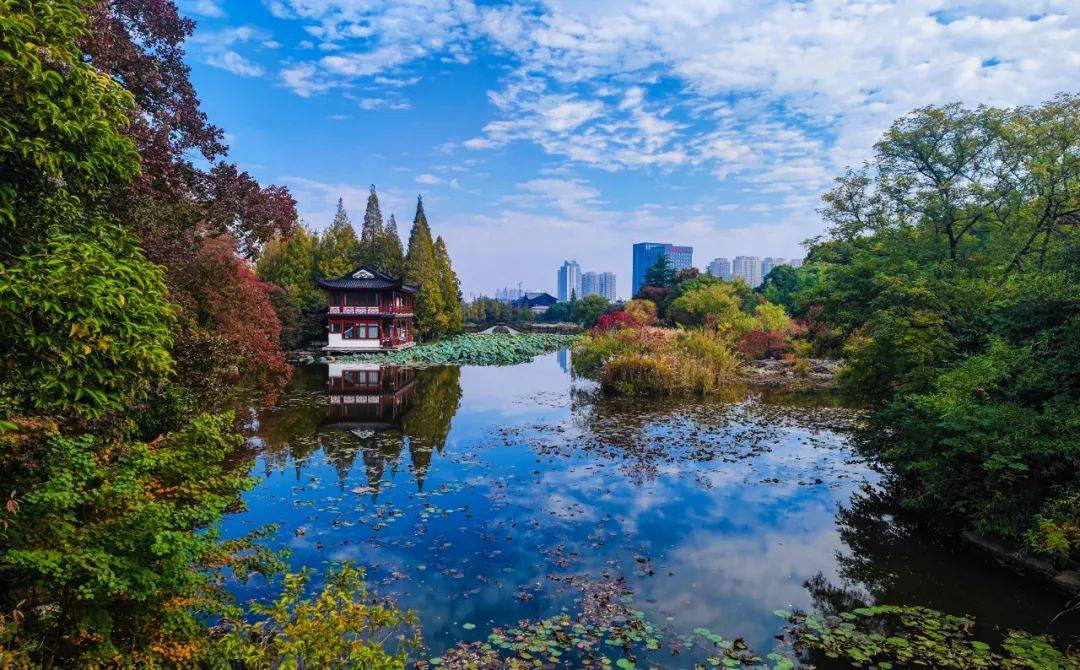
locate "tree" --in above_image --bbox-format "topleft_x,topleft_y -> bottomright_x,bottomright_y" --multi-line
434,236 -> 463,335
642,254 -> 676,289
759,264 -> 801,312
0,4 -> 280,665
257,227 -> 324,349
667,283 -> 754,339
403,196 -> 447,339
571,294 -> 610,328
624,299 -> 658,326
800,97 -> 1080,558
73,0 -> 298,402
381,213 -> 406,276
319,199 -> 360,278
360,185 -> 384,247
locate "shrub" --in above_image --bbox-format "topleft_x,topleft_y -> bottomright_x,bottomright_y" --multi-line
576,328 -> 742,396
592,311 -> 641,334
676,330 -> 741,378
215,564 -> 420,668
623,299 -> 658,326
599,352 -> 681,396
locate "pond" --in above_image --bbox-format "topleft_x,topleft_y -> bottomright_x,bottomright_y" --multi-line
220,351 -> 1076,664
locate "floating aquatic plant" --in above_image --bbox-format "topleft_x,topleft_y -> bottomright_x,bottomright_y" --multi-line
334,334 -> 578,367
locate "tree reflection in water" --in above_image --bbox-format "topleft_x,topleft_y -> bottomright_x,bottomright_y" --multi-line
246,363 -> 461,495
803,484 -> 1078,642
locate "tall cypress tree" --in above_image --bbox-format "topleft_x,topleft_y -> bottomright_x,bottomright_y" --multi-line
360,184 -> 383,245
357,184 -> 383,268
404,196 -> 447,339
382,213 -> 406,276
434,235 -> 463,334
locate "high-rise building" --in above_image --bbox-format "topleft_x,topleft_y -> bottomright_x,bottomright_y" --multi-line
631,242 -> 694,296
598,272 -> 616,301
789,258 -> 804,268
708,257 -> 731,280
581,271 -> 599,297
732,256 -> 762,287
761,257 -> 788,277
557,260 -> 582,302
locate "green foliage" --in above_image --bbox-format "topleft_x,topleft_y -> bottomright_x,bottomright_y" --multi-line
667,282 -> 755,338
0,224 -> 175,419
759,265 -> 801,312
0,0 -> 140,249
797,96 -> 1080,555
342,334 -> 576,367
466,297 -> 535,324
752,302 -> 792,335
404,197 -> 449,339
641,253 -> 676,290
0,413 -> 281,666
216,564 -> 420,669
434,236 -> 463,335
319,198 -> 360,278
258,226 -> 327,349
570,294 -> 610,327
787,605 -> 1078,669
539,300 -> 574,323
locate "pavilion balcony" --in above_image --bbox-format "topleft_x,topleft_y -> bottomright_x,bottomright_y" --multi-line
328,305 -> 414,316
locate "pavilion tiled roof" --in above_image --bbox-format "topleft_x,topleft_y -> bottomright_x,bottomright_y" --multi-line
316,266 -> 419,292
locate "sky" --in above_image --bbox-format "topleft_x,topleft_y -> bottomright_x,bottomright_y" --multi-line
179,0 -> 1079,299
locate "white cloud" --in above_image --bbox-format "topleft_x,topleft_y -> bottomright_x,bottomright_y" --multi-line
181,0 -> 225,17
206,50 -> 264,77
257,1 -> 1077,294
192,25 -> 274,77
416,174 -> 460,188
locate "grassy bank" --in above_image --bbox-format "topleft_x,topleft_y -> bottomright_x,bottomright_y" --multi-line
332,333 -> 578,366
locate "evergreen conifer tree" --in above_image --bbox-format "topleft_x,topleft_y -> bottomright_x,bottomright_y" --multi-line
356,184 -> 384,268
360,184 -> 383,245
318,198 -> 359,277
404,196 -> 447,338
643,253 -> 676,287
434,235 -> 463,334
381,213 -> 406,276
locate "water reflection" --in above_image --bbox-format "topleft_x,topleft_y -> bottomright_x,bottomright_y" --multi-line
225,353 -> 1077,662
247,362 -> 460,494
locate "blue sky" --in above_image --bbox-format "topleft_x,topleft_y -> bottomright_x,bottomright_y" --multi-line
180,0 -> 1078,298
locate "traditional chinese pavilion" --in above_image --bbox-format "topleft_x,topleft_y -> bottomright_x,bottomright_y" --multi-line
316,266 -> 417,351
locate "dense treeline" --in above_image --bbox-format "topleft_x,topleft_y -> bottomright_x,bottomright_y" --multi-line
257,188 -> 463,347
0,1 -> 415,666
774,97 -> 1079,560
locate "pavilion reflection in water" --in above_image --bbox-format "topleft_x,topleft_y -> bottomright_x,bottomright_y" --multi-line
326,362 -> 416,429
318,363 -> 461,495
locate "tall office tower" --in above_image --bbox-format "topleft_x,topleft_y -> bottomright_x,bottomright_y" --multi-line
789,258 -> 804,268
632,242 -> 694,295
598,272 -> 616,301
669,245 -> 694,273
732,256 -> 762,287
581,271 -> 599,297
557,260 -> 582,302
708,257 -> 732,280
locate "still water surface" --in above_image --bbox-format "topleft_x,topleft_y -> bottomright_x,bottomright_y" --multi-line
220,351 -> 1075,660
